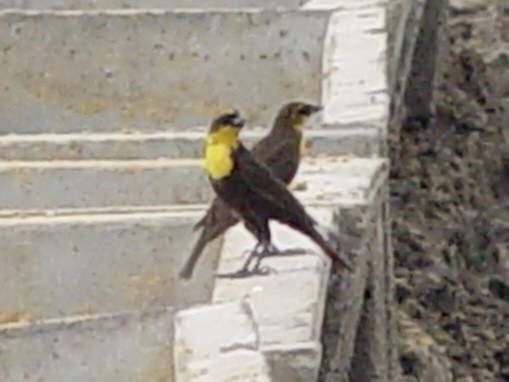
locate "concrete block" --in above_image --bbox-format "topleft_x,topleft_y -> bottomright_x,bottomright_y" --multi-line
319,175 -> 390,381
207,155 -> 391,382
0,6 -> 388,141
0,209 -> 221,321
214,220 -> 332,346
386,0 -> 427,142
174,300 -> 272,382
404,0 -> 449,121
0,307 -> 175,382
0,127 -> 380,161
212,211 -> 333,382
0,159 -> 210,210
0,156 -> 387,211
0,157 -> 386,326
321,235 -> 370,381
184,350 -> 272,382
0,0 -> 305,10
349,211 -> 389,381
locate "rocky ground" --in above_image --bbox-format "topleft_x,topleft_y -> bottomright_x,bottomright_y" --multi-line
392,1 -> 509,381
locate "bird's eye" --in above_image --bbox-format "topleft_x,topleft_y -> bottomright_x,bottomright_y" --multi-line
229,112 -> 244,127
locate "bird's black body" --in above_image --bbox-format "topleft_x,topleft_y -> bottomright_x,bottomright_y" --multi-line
211,142 -> 352,274
180,102 -> 318,279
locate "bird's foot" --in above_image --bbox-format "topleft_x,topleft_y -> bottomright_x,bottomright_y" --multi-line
216,263 -> 276,279
218,242 -> 282,278
257,246 -> 309,258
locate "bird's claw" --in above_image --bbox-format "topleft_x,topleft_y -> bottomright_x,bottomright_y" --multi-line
216,269 -> 253,279
216,264 -> 275,278
256,265 -> 276,275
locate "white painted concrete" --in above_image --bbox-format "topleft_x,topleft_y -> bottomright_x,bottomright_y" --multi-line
174,301 -> 272,382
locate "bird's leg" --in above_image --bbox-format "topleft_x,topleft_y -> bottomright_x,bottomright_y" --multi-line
241,241 -> 262,259
239,242 -> 263,273
258,243 -> 308,257
250,242 -> 280,275
216,242 -> 267,279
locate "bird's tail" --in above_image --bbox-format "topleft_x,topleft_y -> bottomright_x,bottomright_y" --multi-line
192,215 -> 206,232
306,226 -> 353,271
179,235 -> 208,280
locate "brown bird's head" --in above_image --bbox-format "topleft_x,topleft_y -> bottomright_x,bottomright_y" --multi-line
209,110 -> 245,133
275,101 -> 322,132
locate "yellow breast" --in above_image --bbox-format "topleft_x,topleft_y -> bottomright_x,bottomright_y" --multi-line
204,143 -> 233,180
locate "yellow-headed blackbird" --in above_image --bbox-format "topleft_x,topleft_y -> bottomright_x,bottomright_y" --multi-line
180,102 -> 322,279
199,110 -> 352,276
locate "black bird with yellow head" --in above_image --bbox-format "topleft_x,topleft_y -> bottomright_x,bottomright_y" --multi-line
200,109 -> 352,277
180,102 -> 322,279
203,110 -> 245,181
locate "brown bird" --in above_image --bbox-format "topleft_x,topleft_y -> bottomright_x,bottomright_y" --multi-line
180,102 -> 322,279
200,110 -> 352,277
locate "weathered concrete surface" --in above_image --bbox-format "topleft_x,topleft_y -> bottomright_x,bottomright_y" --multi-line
209,158 -> 388,381
213,208 -> 333,382
0,9 -> 323,133
0,128 -> 380,160
0,1 -> 409,381
318,0 -> 389,131
317,162 -> 392,382
0,307 -> 175,382
0,6 -> 387,146
0,159 -> 210,210
404,0 -> 449,121
0,0 -> 305,9
0,157 -> 384,324
0,209 -> 221,322
174,300 -> 272,382
320,203 -> 371,382
348,205 -> 389,381
0,156 -> 384,211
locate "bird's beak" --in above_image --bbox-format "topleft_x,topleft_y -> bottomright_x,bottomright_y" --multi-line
305,104 -> 323,115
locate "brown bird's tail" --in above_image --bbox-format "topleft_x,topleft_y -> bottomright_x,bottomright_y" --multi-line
305,226 -> 353,271
179,236 -> 208,280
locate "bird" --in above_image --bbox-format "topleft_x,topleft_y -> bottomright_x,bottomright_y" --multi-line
179,102 -> 322,279
199,110 -> 352,277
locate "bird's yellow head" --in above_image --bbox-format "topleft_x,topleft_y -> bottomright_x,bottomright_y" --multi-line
204,110 -> 246,179
277,102 -> 322,132
207,110 -> 245,146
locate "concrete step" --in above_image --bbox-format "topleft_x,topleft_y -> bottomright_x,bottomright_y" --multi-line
0,6 -> 387,137
0,156 -> 384,211
0,159 -> 209,210
174,301 -> 272,382
0,157 -> 385,325
0,0 -> 305,10
0,307 -> 176,382
0,128 -> 379,160
0,208 -> 221,323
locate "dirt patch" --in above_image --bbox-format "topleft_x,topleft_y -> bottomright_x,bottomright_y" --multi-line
392,2 -> 509,381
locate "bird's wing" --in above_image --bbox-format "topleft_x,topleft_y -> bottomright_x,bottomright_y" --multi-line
252,137 -> 299,183
233,144 -> 314,224
251,133 -> 289,160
